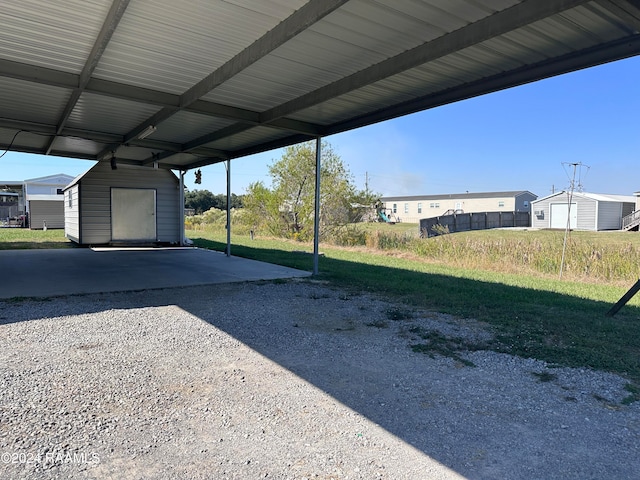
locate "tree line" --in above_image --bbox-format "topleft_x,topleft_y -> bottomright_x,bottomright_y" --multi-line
184,190 -> 244,214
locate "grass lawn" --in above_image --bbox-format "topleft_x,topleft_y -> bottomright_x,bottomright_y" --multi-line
0,228 -> 73,250
188,227 -> 640,400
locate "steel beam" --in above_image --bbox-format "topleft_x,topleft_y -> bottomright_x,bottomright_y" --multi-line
260,0 -> 590,124
45,0 -> 131,155
325,35 -> 640,137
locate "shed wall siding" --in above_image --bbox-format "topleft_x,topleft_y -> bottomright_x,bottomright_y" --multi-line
64,186 -> 80,242
77,162 -> 179,244
576,198 -> 596,230
29,200 -> 64,229
597,202 -> 622,230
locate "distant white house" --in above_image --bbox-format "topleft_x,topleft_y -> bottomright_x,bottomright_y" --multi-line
531,191 -> 635,231
381,191 -> 537,223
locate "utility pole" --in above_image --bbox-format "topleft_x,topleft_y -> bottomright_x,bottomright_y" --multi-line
559,162 -> 588,279
365,172 -> 369,196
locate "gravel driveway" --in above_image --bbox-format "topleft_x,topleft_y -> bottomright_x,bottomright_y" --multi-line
1,279 -> 638,479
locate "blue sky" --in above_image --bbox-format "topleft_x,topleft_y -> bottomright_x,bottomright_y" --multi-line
3,55 -> 639,199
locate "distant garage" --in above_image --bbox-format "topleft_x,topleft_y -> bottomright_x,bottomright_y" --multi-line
531,191 -> 635,231
64,163 -> 181,246
25,174 -> 74,230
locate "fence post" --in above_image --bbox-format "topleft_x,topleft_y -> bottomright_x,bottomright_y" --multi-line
607,279 -> 640,316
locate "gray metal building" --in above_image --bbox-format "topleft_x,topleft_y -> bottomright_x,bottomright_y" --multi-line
531,191 -> 635,231
64,162 -> 181,245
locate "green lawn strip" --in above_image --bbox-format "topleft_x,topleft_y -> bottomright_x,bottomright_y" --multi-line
188,229 -> 640,387
0,229 -> 73,249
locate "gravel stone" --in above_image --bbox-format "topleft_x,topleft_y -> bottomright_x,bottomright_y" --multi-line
0,279 -> 638,479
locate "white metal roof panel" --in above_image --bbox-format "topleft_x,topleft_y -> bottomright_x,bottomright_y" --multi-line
66,93 -> 161,135
93,0 -> 304,94
0,77 -> 70,125
50,136 -> 108,158
0,0 -> 112,74
153,112 -> 236,144
204,126 -> 294,152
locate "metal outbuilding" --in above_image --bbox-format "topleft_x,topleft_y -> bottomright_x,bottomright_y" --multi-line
64,163 -> 181,246
531,191 -> 636,231
24,174 -> 74,230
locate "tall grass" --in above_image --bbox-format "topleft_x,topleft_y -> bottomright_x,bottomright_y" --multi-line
338,226 -> 640,287
190,220 -> 640,286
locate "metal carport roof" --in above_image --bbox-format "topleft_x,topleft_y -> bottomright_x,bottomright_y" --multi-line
1,0 -> 639,171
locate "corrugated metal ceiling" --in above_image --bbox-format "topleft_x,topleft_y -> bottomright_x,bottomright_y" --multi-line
1,0 -> 639,171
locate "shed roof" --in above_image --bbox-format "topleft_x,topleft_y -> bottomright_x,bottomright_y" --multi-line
23,174 -> 75,185
382,190 -> 536,202
533,191 -> 636,203
1,1 -> 640,171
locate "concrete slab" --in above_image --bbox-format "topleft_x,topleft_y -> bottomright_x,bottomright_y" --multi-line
0,247 -> 311,299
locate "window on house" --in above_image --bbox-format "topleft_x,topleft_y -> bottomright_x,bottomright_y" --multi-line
417,203 -> 422,214
393,203 -> 397,213
498,201 -> 505,208
67,192 -> 72,208
404,203 -> 409,213
523,201 -> 529,208
430,203 -> 435,208
435,203 -> 440,208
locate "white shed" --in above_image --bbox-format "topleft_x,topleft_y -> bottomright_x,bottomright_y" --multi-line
531,191 -> 635,231
24,174 -> 74,229
63,162 -> 181,246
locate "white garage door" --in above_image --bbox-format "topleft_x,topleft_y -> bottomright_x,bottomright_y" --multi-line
111,188 -> 156,241
550,203 -> 577,229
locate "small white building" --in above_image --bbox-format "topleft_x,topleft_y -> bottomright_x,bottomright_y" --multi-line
382,191 -> 537,223
63,162 -> 181,246
531,191 -> 635,231
25,174 -> 75,229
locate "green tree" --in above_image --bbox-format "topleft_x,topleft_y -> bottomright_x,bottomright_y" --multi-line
185,189 -> 217,214
245,140 -> 358,241
185,189 -> 244,213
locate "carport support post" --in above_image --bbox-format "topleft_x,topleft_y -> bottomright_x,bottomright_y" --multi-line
313,137 -> 321,275
226,159 -> 231,257
179,170 -> 185,246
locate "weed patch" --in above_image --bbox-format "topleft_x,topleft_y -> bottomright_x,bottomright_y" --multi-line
531,371 -> 557,383
622,383 -> 640,405
408,326 -> 487,367
385,307 -> 414,321
365,320 -> 389,329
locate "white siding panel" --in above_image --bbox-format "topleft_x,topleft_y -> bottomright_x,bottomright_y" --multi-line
64,186 -> 80,242
576,197 -> 596,230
